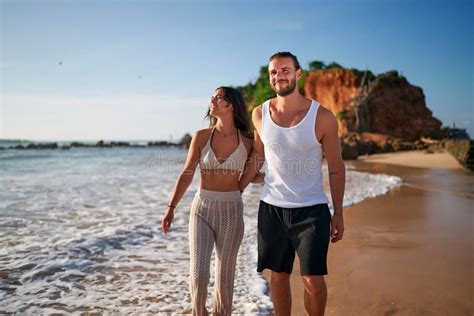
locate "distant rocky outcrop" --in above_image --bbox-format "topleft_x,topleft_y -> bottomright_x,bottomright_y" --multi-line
95,140 -> 135,148
148,133 -> 192,148
1,135 -> 192,150
441,127 -> 471,140
178,133 -> 192,149
445,140 -> 473,171
424,138 -> 473,172
10,143 -> 60,150
304,68 -> 442,141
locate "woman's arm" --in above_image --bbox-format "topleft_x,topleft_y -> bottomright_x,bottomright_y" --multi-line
241,134 -> 265,185
161,131 -> 203,234
239,107 -> 265,191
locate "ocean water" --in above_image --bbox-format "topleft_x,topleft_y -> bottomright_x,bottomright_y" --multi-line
0,147 -> 401,314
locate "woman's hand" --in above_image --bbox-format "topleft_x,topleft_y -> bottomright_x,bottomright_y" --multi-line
161,207 -> 175,234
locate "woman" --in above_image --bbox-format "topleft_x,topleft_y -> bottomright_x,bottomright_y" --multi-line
161,87 -> 253,315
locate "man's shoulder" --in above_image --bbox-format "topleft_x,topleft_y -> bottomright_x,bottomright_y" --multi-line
251,104 -> 264,119
316,105 -> 338,132
317,105 -> 336,120
254,97 -> 275,111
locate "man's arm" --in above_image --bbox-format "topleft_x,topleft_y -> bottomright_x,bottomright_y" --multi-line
239,106 -> 265,191
318,107 -> 346,242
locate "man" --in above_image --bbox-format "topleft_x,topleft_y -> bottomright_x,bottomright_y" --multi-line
239,52 -> 345,316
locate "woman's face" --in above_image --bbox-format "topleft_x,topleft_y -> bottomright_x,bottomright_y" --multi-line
209,89 -> 232,117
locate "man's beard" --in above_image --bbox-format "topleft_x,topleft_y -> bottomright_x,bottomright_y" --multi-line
272,78 -> 297,96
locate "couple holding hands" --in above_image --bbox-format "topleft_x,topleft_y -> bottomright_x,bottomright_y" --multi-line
162,52 -> 345,316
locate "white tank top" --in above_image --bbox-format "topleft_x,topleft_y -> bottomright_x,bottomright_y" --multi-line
260,99 -> 328,208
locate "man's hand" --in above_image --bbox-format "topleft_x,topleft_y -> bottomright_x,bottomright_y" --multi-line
330,213 -> 344,243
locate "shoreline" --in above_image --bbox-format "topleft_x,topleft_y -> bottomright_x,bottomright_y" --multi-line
357,150 -> 464,170
263,150 -> 473,315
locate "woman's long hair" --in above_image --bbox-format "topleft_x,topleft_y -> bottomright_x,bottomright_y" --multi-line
205,86 -> 253,138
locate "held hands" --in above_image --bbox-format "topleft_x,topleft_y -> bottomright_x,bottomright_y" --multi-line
161,207 -> 175,234
330,213 -> 344,243
251,172 -> 265,184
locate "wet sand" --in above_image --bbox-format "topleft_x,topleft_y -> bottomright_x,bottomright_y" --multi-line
263,151 -> 473,315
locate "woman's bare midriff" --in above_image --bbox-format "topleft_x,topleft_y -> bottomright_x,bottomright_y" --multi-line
200,169 -> 241,192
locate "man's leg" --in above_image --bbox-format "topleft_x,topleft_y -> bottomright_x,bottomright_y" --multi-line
302,275 -> 327,316
270,271 -> 292,316
291,204 -> 331,316
257,202 -> 295,315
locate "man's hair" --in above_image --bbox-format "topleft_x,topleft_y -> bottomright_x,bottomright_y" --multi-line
269,52 -> 301,70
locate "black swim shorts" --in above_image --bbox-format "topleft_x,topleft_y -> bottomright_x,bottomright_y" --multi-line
257,200 -> 331,275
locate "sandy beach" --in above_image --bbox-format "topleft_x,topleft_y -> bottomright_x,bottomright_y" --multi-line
263,151 -> 473,315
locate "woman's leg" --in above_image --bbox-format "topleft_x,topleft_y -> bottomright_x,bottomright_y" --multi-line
189,202 -> 215,316
212,201 -> 244,316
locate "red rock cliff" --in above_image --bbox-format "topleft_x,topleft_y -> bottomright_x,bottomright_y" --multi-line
304,69 -> 442,141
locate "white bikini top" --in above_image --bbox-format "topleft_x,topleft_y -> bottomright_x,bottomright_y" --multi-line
199,128 -> 248,173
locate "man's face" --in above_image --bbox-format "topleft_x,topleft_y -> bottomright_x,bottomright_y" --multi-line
268,57 -> 301,96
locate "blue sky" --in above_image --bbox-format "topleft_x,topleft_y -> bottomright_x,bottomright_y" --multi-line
1,0 -> 472,141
